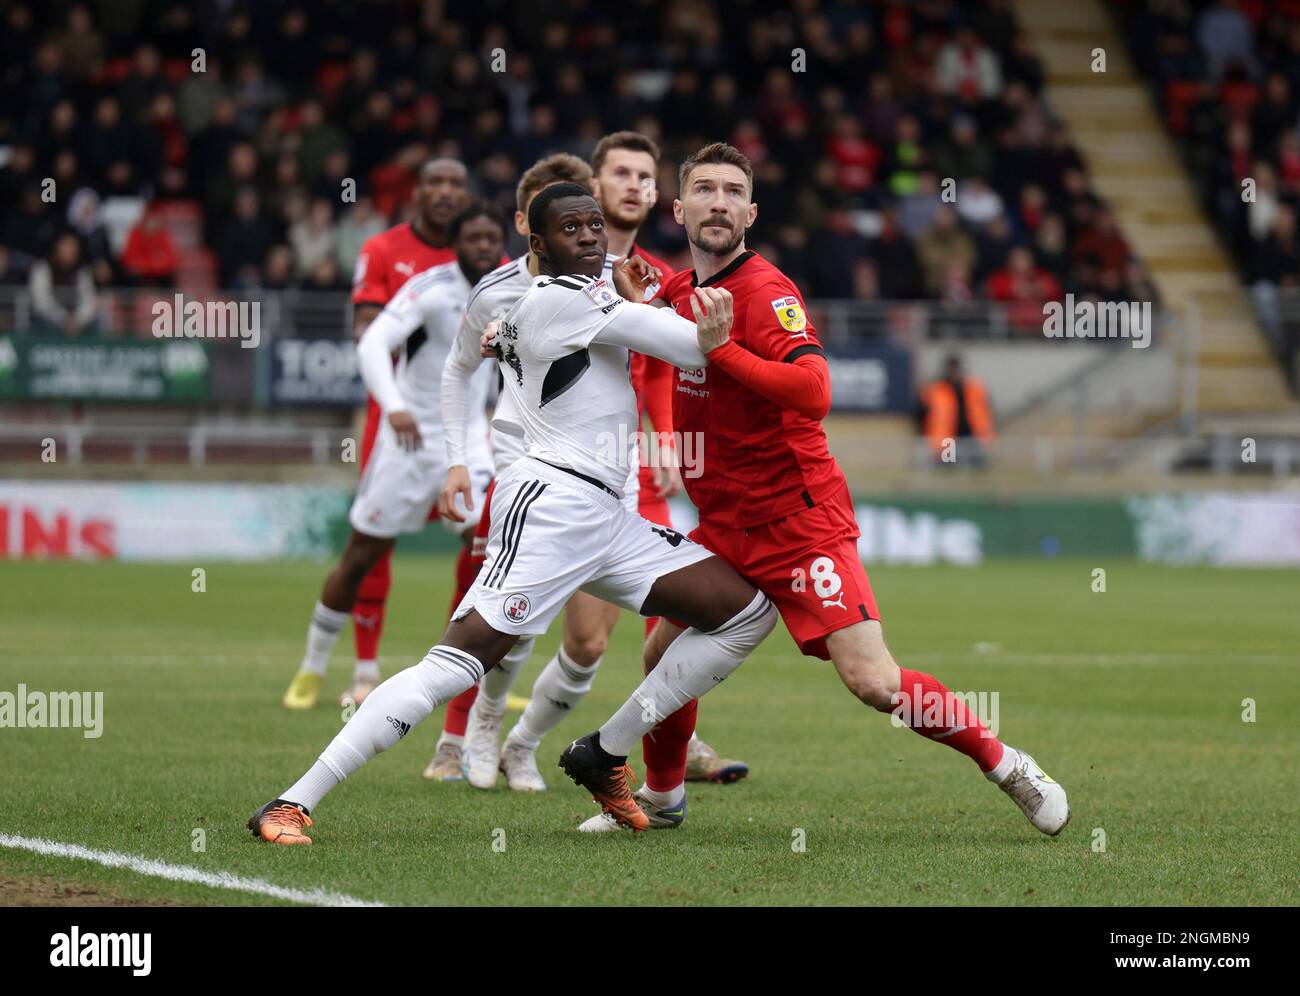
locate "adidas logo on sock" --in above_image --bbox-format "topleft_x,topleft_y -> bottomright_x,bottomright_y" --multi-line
386,716 -> 411,738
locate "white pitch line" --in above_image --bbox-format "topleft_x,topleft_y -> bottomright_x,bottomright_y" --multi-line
0,832 -> 386,907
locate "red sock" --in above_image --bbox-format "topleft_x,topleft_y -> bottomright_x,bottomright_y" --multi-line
643,698 -> 697,790
352,549 -> 392,662
450,543 -> 478,615
893,668 -> 1005,772
441,543 -> 484,737
444,686 -> 478,737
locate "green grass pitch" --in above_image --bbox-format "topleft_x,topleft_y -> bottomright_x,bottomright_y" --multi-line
0,556 -> 1296,906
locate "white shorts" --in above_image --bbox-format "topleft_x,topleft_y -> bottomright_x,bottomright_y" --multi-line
452,456 -> 712,636
349,432 -> 492,539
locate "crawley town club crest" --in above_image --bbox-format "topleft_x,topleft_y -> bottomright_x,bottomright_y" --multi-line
503,593 -> 531,623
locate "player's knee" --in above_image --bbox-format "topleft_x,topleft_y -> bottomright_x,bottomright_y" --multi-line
563,632 -> 606,668
712,592 -> 777,650
837,654 -> 898,710
340,539 -> 386,583
642,637 -> 665,675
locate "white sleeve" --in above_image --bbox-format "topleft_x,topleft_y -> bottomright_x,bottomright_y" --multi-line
441,311 -> 487,467
592,300 -> 709,369
356,282 -> 430,415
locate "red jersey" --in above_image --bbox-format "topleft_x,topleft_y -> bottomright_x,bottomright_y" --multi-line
628,245 -> 675,499
351,221 -> 457,308
661,250 -> 843,529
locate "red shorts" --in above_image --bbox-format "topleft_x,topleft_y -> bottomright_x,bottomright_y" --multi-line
472,478 -> 497,561
688,481 -> 879,660
360,396 -> 382,468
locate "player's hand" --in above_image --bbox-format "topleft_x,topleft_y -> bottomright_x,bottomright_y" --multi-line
612,255 -> 661,302
438,465 -> 474,523
691,286 -> 733,353
653,461 -> 683,499
388,410 -> 422,451
480,320 -> 501,358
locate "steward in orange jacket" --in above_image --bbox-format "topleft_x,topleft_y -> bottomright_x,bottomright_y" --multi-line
920,356 -> 995,463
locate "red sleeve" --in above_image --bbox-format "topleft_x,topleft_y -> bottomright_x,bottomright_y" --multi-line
640,354 -> 675,435
745,282 -> 822,361
706,339 -> 831,421
351,233 -> 390,306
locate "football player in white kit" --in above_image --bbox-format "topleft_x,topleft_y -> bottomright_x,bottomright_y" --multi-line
428,152 -> 742,795
248,183 -> 777,842
276,204 -> 504,710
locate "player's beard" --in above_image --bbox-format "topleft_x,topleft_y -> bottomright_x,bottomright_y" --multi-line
604,208 -> 644,238
689,220 -> 744,258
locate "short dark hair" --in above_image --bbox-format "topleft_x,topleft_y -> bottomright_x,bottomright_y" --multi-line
515,154 -> 593,213
449,200 -> 507,241
678,142 -> 753,196
526,182 -> 597,240
591,131 -> 661,177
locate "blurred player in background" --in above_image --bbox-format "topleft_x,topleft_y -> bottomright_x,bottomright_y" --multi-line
280,160 -> 473,710
278,163 -> 478,707
570,143 -> 1069,836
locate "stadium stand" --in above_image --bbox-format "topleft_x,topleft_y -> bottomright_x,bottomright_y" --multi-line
0,0 -> 1294,483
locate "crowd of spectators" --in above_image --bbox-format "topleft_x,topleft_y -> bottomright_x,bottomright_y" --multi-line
1121,0 -> 1300,381
0,0 -> 1154,338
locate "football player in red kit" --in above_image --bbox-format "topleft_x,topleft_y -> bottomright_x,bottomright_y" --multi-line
281,158 -> 473,710
567,143 -> 1069,837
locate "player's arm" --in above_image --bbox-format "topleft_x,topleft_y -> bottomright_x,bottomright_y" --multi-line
350,237 -> 388,342
706,340 -> 831,421
352,303 -> 381,342
639,355 -> 681,497
700,288 -> 831,421
592,288 -> 732,369
356,289 -> 429,450
611,255 -> 670,308
438,309 -> 489,522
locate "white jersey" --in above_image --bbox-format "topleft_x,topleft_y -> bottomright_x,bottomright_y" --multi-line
357,260 -> 492,458
448,256 -> 535,474
490,271 -> 709,495
445,252 -> 644,495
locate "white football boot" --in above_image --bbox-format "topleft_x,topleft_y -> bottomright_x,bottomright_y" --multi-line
463,699 -> 506,790
577,786 -> 686,832
988,746 -> 1069,835
499,735 -> 547,792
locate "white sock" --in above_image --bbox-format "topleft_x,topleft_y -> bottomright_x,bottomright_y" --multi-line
986,745 -> 1020,784
598,592 -> 775,755
352,659 -> 380,682
281,644 -> 484,811
300,601 -> 349,676
508,646 -> 600,750
638,783 -> 684,809
478,636 -> 533,712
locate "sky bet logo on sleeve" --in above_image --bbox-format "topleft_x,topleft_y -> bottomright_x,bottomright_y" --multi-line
771,296 -> 807,336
